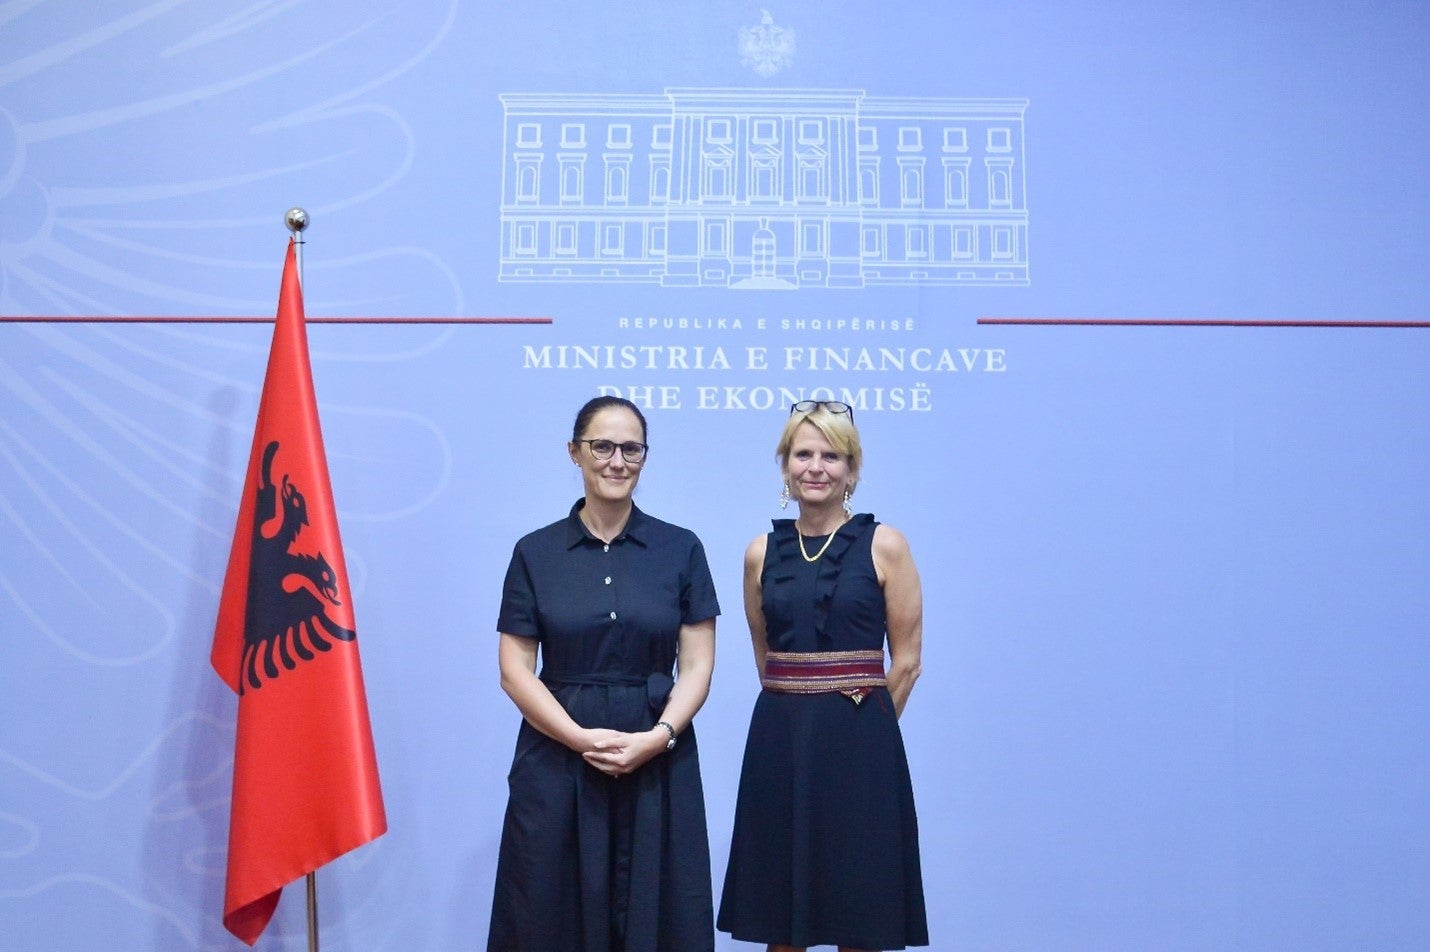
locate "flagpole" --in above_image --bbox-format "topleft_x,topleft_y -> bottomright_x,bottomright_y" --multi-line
284,205 -> 320,952
306,873 -> 319,952
285,207 -> 309,287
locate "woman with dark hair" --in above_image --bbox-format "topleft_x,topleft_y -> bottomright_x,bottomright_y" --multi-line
488,396 -> 720,951
718,400 -> 928,952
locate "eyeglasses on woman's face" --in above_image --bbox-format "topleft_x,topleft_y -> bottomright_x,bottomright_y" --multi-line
790,400 -> 855,421
575,439 -> 648,463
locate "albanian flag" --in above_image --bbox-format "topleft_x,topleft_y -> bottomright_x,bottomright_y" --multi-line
211,238 -> 386,945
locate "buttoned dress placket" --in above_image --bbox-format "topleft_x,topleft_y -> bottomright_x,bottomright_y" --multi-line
603,533 -> 639,950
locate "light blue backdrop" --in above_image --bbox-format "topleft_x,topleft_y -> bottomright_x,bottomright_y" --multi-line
3,2 -> 1428,949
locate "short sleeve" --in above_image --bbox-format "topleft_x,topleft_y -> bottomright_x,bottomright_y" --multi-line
496,543 -> 540,638
680,536 -> 721,625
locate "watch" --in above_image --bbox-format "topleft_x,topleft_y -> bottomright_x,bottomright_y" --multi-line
656,721 -> 677,751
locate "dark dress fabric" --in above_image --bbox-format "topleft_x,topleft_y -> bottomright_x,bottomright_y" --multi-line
717,514 -> 928,950
489,501 -> 720,952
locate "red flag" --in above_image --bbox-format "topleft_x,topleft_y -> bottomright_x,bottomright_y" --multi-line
211,238 -> 386,945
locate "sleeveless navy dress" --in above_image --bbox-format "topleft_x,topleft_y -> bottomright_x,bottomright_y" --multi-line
718,514 -> 928,949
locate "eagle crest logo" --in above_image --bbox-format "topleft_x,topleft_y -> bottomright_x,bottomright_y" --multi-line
240,440 -> 356,693
739,10 -> 795,77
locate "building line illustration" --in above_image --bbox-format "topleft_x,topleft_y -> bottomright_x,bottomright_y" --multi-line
499,88 -> 1029,289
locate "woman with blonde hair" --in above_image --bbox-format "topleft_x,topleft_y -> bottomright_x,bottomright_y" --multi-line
718,400 -> 928,951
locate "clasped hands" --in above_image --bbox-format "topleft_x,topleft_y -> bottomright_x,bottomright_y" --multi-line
578,726 -> 668,776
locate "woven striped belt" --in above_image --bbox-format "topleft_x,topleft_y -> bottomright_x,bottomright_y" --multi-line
761,649 -> 887,704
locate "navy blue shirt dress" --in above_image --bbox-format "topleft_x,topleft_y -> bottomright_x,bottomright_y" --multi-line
488,500 -> 720,951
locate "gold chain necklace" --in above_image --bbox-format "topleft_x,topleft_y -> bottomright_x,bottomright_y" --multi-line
797,523 -> 843,562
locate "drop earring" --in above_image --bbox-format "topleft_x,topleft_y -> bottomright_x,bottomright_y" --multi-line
842,487 -> 853,517
780,482 -> 790,510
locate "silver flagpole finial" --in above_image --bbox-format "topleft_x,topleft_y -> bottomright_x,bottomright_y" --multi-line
284,207 -> 308,286
285,207 -> 310,234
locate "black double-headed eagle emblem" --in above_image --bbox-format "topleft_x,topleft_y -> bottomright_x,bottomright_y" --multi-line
240,441 -> 356,693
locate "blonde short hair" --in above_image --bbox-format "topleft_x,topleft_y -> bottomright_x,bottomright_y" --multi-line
776,405 -> 863,491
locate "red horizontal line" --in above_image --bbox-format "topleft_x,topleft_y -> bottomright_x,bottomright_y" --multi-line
979,317 -> 1430,328
0,316 -> 552,325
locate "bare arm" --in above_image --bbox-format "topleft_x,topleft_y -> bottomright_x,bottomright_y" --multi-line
584,618 -> 716,776
743,534 -> 770,679
498,632 -> 617,753
873,524 -> 923,718
656,617 -> 716,734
